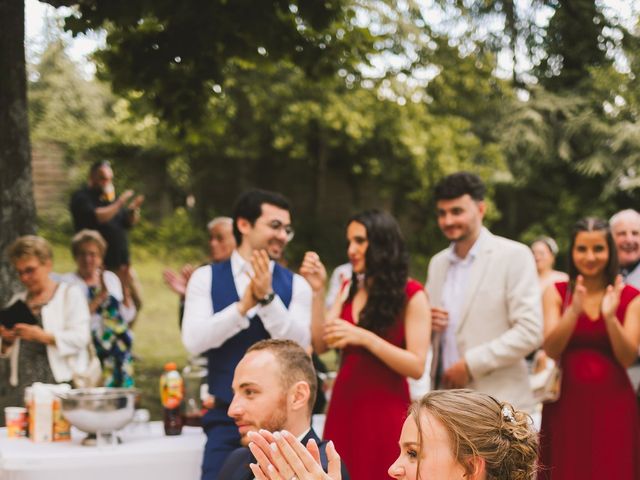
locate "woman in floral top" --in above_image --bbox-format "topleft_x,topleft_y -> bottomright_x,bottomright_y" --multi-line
63,230 -> 137,388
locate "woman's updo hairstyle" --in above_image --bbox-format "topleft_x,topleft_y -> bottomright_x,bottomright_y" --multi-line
410,389 -> 539,480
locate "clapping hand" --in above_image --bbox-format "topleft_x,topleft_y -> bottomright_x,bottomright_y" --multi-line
129,194 -> 145,210
118,190 -> 134,206
248,430 -> 341,480
250,250 -> 273,300
299,252 -> 327,293
124,193 -> 143,223
89,269 -> 109,313
163,264 -> 195,297
568,275 -> 587,316
238,250 -> 273,315
163,269 -> 187,296
602,274 -> 624,321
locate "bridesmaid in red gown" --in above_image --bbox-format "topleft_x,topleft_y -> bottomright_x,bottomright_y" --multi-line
539,217 -> 640,480
300,210 -> 431,480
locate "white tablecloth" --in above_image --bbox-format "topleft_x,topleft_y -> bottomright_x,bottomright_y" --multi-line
0,422 -> 205,480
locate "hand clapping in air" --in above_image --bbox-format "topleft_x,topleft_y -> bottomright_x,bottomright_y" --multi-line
602,274 -> 624,321
299,252 -> 327,293
250,250 -> 273,300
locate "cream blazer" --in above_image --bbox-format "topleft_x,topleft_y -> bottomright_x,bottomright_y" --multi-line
1,283 -> 91,385
426,229 -> 543,412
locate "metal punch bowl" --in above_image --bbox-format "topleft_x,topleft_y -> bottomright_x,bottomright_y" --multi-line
56,388 -> 139,440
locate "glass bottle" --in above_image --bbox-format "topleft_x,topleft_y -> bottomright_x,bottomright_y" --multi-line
182,356 -> 208,427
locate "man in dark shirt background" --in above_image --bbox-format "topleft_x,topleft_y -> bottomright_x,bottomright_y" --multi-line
70,160 -> 144,271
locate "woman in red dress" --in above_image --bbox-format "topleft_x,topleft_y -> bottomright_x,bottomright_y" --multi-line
539,217 -> 640,480
300,210 -> 431,480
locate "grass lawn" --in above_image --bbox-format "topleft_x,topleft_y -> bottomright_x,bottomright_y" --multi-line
52,243 -> 192,420
128,248 -> 190,419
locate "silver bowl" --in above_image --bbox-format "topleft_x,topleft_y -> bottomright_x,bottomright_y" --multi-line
56,388 -> 138,444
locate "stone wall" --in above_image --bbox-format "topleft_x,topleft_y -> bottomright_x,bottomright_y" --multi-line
31,142 -> 73,219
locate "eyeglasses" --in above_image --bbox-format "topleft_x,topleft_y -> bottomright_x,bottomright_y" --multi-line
15,265 -> 39,277
77,250 -> 101,259
265,220 -> 295,242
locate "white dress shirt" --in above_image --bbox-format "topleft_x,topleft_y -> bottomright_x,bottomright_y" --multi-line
182,250 -> 312,355
440,228 -> 487,372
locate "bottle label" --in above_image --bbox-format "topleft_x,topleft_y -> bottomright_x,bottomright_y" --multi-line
160,372 -> 184,408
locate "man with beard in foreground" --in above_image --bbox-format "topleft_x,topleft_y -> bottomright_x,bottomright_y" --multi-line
217,339 -> 349,480
182,189 -> 312,480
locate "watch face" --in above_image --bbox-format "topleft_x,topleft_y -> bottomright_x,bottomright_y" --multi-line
259,292 -> 275,305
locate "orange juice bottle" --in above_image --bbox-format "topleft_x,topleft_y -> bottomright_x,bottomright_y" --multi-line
159,362 -> 183,435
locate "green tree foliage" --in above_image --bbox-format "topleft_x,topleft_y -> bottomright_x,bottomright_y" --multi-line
29,0 -> 640,268
423,0 -> 640,247
534,0 -> 625,91
46,0 -> 374,125
183,55 -> 509,263
496,69 -> 640,247
29,34 -> 113,160
429,0 -> 630,90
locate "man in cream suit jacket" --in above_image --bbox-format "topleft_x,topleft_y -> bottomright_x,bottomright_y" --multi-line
426,172 -> 542,412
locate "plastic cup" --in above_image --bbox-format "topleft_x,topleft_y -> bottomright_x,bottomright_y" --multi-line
5,407 -> 27,438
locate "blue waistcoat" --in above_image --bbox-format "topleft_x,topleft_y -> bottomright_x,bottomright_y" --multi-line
203,259 -> 293,423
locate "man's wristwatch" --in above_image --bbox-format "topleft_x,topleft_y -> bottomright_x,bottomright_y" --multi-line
254,291 -> 276,306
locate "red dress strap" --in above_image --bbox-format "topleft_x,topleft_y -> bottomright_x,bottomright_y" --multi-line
554,281 -> 571,313
405,278 -> 424,299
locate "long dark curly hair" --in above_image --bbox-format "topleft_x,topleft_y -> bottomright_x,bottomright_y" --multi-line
347,210 -> 409,335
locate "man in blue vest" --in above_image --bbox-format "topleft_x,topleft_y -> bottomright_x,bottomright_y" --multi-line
182,189 -> 312,480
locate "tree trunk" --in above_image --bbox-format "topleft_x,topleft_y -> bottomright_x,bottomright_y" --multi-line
0,0 -> 37,305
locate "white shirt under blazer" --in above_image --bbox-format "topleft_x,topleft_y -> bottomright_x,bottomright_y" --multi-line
426,228 -> 543,412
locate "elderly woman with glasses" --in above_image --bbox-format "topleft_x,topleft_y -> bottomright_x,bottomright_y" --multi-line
0,236 -> 90,422
62,229 -> 137,388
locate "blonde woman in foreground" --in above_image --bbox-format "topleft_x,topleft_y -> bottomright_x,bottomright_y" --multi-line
246,389 -> 538,480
